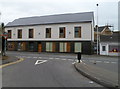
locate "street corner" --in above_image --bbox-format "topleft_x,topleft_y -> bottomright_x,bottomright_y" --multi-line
0,57 -> 24,68
74,60 -> 119,89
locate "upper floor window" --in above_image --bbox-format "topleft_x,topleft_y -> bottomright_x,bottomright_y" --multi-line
46,28 -> 51,38
8,30 -> 12,38
29,29 -> 34,38
59,27 -> 66,38
74,27 -> 81,38
18,29 -> 22,38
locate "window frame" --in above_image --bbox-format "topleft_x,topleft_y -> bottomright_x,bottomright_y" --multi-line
102,46 -> 106,51
59,27 -> 66,38
8,30 -> 12,38
18,29 -> 22,38
29,29 -> 34,38
46,28 -> 51,38
74,26 -> 81,38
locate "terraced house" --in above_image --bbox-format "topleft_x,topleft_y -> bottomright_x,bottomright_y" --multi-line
5,12 -> 94,54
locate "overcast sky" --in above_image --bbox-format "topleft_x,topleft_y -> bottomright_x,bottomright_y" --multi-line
0,0 -> 119,30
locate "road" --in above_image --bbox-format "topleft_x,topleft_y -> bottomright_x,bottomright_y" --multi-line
81,55 -> 118,73
2,51 -> 104,87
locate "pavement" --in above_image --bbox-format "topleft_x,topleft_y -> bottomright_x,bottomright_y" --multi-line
0,55 -> 20,66
74,61 -> 119,89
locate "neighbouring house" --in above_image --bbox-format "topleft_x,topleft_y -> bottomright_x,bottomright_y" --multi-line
94,25 -> 113,53
5,12 -> 94,55
100,31 -> 120,56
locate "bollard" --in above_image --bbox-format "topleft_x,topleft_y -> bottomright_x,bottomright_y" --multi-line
77,52 -> 81,63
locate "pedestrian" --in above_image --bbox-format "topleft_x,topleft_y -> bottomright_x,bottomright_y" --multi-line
78,52 -> 81,63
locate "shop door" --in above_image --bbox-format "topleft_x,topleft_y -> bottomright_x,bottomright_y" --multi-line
67,42 -> 70,52
38,43 -> 42,52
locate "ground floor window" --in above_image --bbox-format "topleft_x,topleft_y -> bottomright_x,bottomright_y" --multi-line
109,45 -> 120,52
46,42 -> 53,52
7,42 -> 15,51
102,46 -> 106,51
18,42 -> 27,51
60,42 -> 67,52
29,42 -> 34,51
74,42 -> 82,52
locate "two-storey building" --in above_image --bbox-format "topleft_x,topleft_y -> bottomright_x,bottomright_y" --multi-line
5,12 -> 94,54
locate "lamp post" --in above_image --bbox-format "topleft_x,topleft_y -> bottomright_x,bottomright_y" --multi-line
96,4 -> 99,55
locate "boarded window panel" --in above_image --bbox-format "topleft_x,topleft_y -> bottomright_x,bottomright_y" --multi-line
46,42 -> 53,52
49,42 -> 52,52
60,42 -> 64,52
75,42 -> 82,52
46,42 -> 49,52
60,42 -> 67,52
64,43 -> 67,52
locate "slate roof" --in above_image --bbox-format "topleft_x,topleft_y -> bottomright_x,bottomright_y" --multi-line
6,12 -> 94,27
100,32 -> 120,43
94,26 -> 105,32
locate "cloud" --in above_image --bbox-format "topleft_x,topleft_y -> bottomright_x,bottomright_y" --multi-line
0,0 -> 118,30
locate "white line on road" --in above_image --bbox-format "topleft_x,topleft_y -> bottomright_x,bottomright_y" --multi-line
96,61 -> 102,63
33,57 -> 37,58
111,62 -> 117,64
55,58 -> 60,59
104,61 -> 110,63
68,59 -> 73,61
61,59 -> 66,60
35,60 -> 47,65
72,62 -> 75,64
39,57 -> 42,59
49,58 -> 54,59
26,57 -> 31,58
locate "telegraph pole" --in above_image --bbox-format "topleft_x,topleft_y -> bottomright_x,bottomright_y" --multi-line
96,4 -> 99,55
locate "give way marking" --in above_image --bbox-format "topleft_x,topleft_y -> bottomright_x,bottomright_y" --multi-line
35,60 -> 48,65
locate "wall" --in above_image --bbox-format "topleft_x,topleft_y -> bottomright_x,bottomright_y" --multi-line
5,22 -> 94,41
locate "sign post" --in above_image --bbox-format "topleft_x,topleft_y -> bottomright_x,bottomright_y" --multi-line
2,32 -> 8,56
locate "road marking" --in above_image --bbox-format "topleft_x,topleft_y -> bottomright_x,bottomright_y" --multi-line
104,61 -> 109,63
89,60 -> 95,62
96,61 -> 102,63
68,59 -> 72,61
35,60 -> 47,65
55,58 -> 60,59
26,57 -> 31,58
0,58 -> 24,68
39,57 -> 42,59
33,57 -> 37,58
61,59 -> 66,60
72,62 -> 75,64
111,62 -> 117,64
49,58 -> 54,59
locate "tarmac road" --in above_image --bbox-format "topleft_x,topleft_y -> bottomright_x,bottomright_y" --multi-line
2,51 -> 103,87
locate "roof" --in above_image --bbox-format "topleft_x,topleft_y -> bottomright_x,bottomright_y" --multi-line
94,27 -> 105,32
6,12 -> 94,27
100,32 -> 120,43
94,25 -> 112,32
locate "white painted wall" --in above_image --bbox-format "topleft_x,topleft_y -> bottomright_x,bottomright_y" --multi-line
100,43 -> 108,55
5,22 -> 94,41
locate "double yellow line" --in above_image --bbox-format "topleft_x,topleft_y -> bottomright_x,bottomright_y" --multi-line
0,58 -> 24,68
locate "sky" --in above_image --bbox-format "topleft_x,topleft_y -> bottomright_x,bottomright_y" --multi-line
0,0 -> 119,31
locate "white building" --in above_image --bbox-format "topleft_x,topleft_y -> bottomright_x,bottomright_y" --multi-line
5,12 -> 94,54
100,32 -> 120,56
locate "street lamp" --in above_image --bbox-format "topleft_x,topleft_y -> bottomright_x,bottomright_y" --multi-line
96,4 -> 99,55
